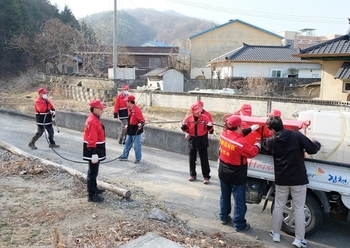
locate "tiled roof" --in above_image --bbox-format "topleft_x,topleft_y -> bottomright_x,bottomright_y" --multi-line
141,40 -> 174,47
189,19 -> 283,39
209,44 -> 305,63
335,62 -> 350,79
296,29 -> 350,57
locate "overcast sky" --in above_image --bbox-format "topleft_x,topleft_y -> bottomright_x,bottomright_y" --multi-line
49,0 -> 350,36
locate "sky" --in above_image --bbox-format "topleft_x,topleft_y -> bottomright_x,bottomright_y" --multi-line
49,0 -> 350,36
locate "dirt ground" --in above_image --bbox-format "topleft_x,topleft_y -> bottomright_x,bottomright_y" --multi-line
0,77 -> 262,247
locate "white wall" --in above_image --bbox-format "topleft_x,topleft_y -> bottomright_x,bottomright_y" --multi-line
108,68 -> 135,80
163,70 -> 184,92
213,62 -> 321,79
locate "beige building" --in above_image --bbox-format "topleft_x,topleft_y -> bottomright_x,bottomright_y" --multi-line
278,28 -> 341,50
294,27 -> 350,101
189,19 -> 283,79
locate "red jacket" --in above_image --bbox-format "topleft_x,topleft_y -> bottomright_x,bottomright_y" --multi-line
113,93 -> 128,119
182,114 -> 212,137
219,130 -> 259,165
127,104 -> 145,135
34,97 -> 55,125
83,113 -> 106,161
202,109 -> 214,134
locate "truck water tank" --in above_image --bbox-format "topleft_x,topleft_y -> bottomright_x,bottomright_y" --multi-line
298,110 -> 350,164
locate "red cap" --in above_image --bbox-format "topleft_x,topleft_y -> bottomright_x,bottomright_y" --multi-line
268,109 -> 282,117
190,103 -> 202,114
240,104 -> 252,116
89,99 -> 106,109
197,100 -> 204,107
122,85 -> 129,90
226,116 -> 242,128
125,95 -> 135,102
38,88 -> 48,94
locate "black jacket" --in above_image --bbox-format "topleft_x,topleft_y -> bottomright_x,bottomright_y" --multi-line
262,129 -> 321,186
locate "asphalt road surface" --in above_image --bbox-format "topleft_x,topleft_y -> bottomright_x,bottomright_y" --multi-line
0,112 -> 349,248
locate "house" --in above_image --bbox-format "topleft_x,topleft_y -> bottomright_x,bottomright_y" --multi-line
208,43 -> 321,79
143,68 -> 184,92
42,54 -> 82,75
74,45 -> 179,79
189,19 -> 283,79
294,25 -> 350,101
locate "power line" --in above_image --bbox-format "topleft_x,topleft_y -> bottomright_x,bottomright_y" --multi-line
165,0 -> 347,24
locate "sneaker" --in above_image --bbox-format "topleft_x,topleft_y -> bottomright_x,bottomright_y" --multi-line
292,238 -> 307,248
203,178 -> 210,184
220,216 -> 231,225
118,157 -> 128,161
237,223 -> 250,232
269,230 -> 281,243
188,176 -> 196,181
49,144 -> 60,148
88,194 -> 104,203
28,143 -> 37,150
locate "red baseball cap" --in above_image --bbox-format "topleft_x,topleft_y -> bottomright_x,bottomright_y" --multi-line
38,88 -> 48,94
190,103 -> 202,114
226,116 -> 242,128
240,104 -> 252,116
122,85 -> 129,90
89,99 -> 106,109
268,109 -> 282,117
197,100 -> 204,107
125,95 -> 135,102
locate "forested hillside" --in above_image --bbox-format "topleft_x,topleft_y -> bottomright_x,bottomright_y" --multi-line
0,0 -> 215,76
82,8 -> 215,46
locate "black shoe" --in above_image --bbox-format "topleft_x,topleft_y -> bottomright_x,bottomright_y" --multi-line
96,188 -> 106,194
49,144 -> 60,148
118,139 -> 122,144
122,140 -> 125,145
88,194 -> 104,202
28,143 -> 37,150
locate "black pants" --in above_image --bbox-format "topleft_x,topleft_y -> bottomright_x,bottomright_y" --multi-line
189,148 -> 211,179
87,161 -> 99,196
34,124 -> 55,144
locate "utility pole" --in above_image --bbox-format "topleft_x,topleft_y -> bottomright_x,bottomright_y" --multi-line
113,0 -> 117,84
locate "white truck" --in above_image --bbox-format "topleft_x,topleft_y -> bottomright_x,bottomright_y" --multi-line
241,110 -> 350,236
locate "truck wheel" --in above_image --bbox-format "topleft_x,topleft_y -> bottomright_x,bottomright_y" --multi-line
272,195 -> 323,236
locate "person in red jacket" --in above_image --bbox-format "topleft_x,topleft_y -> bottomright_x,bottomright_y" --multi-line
114,84 -> 130,144
181,103 -> 213,184
83,99 -> 107,203
222,103 -> 252,122
218,115 -> 260,231
28,88 -> 59,150
197,100 -> 214,136
118,95 -> 145,164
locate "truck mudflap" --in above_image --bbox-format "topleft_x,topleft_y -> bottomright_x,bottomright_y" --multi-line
247,154 -> 350,209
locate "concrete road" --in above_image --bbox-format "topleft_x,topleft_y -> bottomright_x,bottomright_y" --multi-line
0,112 -> 349,248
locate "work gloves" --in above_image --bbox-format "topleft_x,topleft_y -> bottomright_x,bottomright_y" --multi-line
250,124 -> 259,131
91,154 -> 99,164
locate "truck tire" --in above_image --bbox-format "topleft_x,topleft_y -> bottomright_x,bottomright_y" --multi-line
272,194 -> 323,236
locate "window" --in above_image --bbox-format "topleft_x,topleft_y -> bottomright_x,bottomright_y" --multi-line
271,69 -> 282,78
149,58 -> 161,68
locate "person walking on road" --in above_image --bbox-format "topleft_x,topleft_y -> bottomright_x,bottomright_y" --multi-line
83,99 -> 107,203
113,84 -> 130,145
28,87 -> 59,150
181,103 -> 213,184
262,116 -> 321,247
218,115 -> 260,231
118,95 -> 145,164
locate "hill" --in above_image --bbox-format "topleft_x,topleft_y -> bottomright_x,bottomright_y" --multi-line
82,8 -> 216,46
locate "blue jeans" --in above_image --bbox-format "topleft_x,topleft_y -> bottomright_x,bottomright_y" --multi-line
219,180 -> 247,231
121,134 -> 142,161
